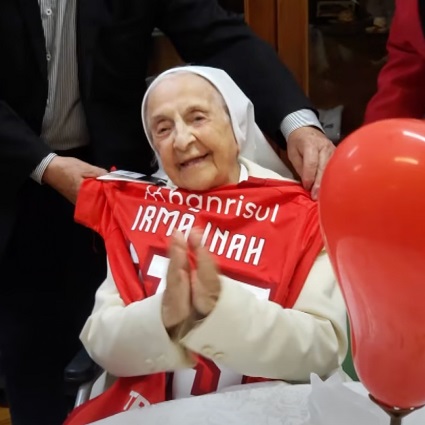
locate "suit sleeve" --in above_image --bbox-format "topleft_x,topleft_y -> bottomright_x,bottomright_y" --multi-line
0,100 -> 52,199
181,251 -> 348,382
156,0 -> 315,147
364,0 -> 425,123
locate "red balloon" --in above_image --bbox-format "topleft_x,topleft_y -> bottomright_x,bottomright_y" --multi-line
319,119 -> 425,409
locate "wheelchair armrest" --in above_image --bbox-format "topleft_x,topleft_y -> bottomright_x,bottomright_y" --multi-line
64,348 -> 101,384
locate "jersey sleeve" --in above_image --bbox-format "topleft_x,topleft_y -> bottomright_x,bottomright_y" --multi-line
285,203 -> 324,308
75,178 -> 110,236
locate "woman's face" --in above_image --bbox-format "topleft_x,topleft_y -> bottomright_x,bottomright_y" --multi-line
146,73 -> 240,191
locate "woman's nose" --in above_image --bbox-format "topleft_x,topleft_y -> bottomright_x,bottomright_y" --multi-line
173,122 -> 195,150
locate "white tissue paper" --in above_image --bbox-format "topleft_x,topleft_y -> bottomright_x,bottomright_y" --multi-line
303,373 -> 425,425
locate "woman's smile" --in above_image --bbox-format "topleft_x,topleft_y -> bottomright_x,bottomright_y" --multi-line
179,153 -> 210,169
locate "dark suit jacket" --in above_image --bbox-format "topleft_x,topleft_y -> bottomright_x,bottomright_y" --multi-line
0,0 -> 313,256
364,0 -> 425,124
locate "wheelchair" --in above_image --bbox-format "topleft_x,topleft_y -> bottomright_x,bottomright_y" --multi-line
0,348 -> 101,411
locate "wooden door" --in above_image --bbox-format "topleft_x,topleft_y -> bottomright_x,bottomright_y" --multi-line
244,0 -> 309,94
244,0 -> 278,47
277,0 -> 309,94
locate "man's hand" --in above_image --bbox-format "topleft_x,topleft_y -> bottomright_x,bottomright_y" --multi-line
42,156 -> 107,204
286,127 -> 335,200
162,232 -> 192,330
189,229 -> 221,317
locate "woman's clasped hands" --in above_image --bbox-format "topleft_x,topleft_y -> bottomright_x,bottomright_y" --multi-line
161,228 -> 221,334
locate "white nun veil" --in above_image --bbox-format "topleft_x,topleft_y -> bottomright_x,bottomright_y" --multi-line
141,65 -> 293,179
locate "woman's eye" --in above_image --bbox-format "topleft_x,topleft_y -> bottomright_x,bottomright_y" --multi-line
157,126 -> 170,134
193,115 -> 205,122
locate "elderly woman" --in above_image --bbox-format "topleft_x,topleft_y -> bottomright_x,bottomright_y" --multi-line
73,66 -> 347,421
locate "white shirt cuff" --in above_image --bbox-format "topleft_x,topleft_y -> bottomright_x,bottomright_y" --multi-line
280,109 -> 324,140
30,153 -> 57,184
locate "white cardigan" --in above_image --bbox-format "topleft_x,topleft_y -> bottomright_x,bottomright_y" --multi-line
80,158 -> 348,384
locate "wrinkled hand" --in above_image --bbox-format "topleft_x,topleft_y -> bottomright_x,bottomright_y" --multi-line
189,229 -> 221,317
162,231 -> 192,330
287,127 -> 335,200
162,229 -> 221,332
42,156 -> 107,204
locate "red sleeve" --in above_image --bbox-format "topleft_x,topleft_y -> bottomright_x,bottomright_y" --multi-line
364,0 -> 425,123
75,178 -> 145,304
74,179 -> 105,234
74,178 -> 118,239
285,203 -> 324,308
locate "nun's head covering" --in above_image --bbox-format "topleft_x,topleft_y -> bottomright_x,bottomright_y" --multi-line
141,65 -> 292,178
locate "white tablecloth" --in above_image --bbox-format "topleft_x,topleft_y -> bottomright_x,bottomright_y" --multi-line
91,381 -> 425,425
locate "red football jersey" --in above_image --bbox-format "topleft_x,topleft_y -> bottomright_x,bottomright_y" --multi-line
67,175 -> 323,424
76,175 -> 322,307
